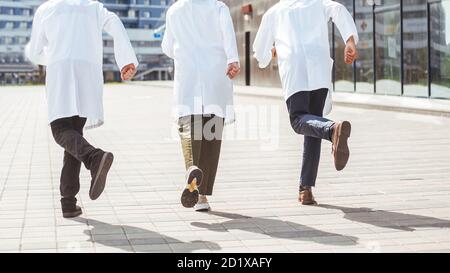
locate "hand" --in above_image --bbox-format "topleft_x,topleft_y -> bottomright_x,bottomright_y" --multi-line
121,63 -> 136,81
226,62 -> 240,79
344,36 -> 357,65
272,47 -> 277,58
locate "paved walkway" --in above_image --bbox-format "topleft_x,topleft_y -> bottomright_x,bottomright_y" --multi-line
0,83 -> 450,253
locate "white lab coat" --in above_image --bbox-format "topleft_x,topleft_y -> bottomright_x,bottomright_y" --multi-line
253,0 -> 359,116
25,0 -> 138,129
162,0 -> 239,124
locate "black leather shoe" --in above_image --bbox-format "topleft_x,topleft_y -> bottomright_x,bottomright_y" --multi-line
89,151 -> 114,200
61,197 -> 82,218
63,205 -> 82,218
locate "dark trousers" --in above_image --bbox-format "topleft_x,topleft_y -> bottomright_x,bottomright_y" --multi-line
178,114 -> 224,196
286,89 -> 335,189
50,116 -> 101,202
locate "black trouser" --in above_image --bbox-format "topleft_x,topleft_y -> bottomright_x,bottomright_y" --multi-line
178,114 -> 224,196
50,116 -> 101,202
286,89 -> 335,189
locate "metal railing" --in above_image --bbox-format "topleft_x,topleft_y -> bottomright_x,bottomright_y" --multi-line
133,66 -> 172,81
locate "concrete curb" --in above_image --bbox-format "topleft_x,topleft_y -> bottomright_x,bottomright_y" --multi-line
129,81 -> 450,118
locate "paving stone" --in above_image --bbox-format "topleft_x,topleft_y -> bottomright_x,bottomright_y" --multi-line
0,84 -> 449,253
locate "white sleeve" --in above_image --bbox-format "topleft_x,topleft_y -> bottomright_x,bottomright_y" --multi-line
25,7 -> 48,66
100,7 -> 139,70
253,11 -> 274,69
323,0 -> 359,44
219,5 -> 240,65
161,11 -> 175,59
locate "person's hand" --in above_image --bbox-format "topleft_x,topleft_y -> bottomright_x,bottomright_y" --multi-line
227,62 -> 240,79
121,63 -> 136,81
344,36 -> 357,65
272,47 -> 277,58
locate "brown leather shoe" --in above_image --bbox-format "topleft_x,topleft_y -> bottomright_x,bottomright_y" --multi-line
89,152 -> 114,200
332,121 -> 351,171
299,189 -> 317,205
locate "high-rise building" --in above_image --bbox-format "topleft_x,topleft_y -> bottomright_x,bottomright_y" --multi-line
223,0 -> 450,99
0,0 -> 173,84
0,0 -> 41,84
101,0 -> 173,81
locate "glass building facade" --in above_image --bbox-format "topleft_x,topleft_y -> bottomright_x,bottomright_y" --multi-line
0,0 -> 173,84
223,0 -> 450,99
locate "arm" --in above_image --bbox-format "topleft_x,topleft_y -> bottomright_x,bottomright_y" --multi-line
324,0 -> 359,64
253,11 -> 274,69
324,0 -> 359,45
161,11 -> 175,59
101,7 -> 139,79
219,4 -> 240,79
219,5 -> 239,65
25,7 -> 48,66
344,36 -> 357,64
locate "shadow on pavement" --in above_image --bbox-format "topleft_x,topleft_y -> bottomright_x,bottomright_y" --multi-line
318,204 -> 450,232
70,217 -> 221,253
191,211 -> 358,246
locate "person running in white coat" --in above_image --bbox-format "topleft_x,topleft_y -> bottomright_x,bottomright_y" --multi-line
26,0 -> 138,218
254,0 -> 359,205
162,0 -> 240,211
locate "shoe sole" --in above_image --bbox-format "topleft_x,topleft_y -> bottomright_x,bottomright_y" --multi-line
181,166 -> 203,208
195,204 -> 211,212
63,210 -> 82,218
195,208 -> 211,212
300,200 -> 318,206
89,152 -> 114,200
335,121 -> 351,171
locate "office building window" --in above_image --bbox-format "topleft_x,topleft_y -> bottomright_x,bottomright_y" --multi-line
403,0 -> 428,97
334,0 -> 354,92
355,0 -> 375,93
18,37 -> 27,44
430,0 -> 450,98
374,0 -> 401,96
